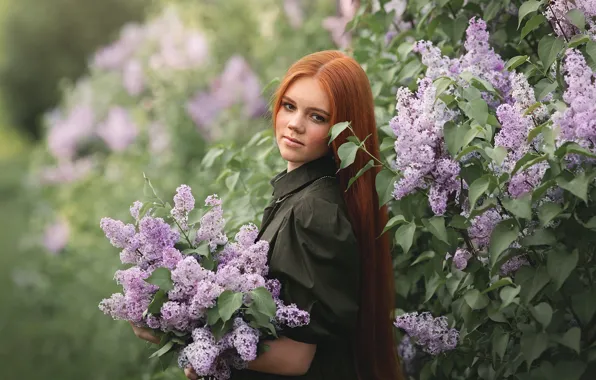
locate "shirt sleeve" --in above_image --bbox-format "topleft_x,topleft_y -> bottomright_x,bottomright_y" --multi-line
269,195 -> 360,344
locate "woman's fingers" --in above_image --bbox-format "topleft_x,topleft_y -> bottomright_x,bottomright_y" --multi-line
184,367 -> 198,380
129,321 -> 160,344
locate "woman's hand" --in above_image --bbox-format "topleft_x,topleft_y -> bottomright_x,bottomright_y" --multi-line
184,366 -> 198,380
129,321 -> 160,344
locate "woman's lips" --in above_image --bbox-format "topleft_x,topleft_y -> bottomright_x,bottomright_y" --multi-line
283,136 -> 304,146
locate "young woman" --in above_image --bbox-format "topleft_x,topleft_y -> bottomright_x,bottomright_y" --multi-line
132,50 -> 403,380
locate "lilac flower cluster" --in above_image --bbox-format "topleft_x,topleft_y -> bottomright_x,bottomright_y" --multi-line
500,255 -> 530,276
554,49 -> 596,158
186,55 -> 267,139
390,77 -> 459,215
413,17 -> 510,105
452,248 -> 472,270
544,0 -> 596,40
394,312 -> 459,355
99,185 -> 309,379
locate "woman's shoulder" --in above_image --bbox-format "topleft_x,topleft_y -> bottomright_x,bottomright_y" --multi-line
294,176 -> 345,209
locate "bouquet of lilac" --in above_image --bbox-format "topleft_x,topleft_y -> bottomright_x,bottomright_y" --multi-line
98,176 -> 309,379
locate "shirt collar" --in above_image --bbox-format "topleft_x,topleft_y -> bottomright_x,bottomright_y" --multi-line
271,154 -> 337,199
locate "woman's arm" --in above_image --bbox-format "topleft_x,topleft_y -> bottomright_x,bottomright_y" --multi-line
184,336 -> 316,379
247,336 -> 316,376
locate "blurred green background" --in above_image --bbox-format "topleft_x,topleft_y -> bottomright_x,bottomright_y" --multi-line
0,0 -> 342,379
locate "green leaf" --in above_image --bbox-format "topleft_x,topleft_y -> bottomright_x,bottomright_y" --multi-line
502,194 -> 532,220
347,160 -> 374,189
534,79 -> 558,101
554,361 -> 586,380
485,146 -> 507,166
538,202 -> 562,227
512,153 -> 547,175
328,121 -> 351,145
521,331 -> 549,370
337,142 -> 359,170
521,14 -> 547,39
586,41 -> 596,62
468,176 -> 491,210
489,219 -> 520,268
518,0 -> 543,28
411,251 -> 436,266
424,272 -> 444,302
506,55 -> 529,71
492,329 -> 510,361
375,169 -> 397,207
547,248 -> 578,290
382,215 -> 407,235
395,222 -> 416,254
484,2 -> 502,21
461,98 -> 489,125
565,9 -> 585,31
147,289 -> 168,315
527,122 -> 549,144
225,171 -> 240,192
380,137 -> 394,152
568,34 -> 590,48
559,142 -> 596,159
531,302 -> 553,329
557,170 -> 596,202
433,77 -> 454,99
187,209 -> 203,225
552,327 -> 581,354
500,285 -> 521,309
444,121 -> 470,157
217,291 -> 244,322
450,215 -> 471,229
149,340 -> 175,359
521,266 -> 551,303
422,216 -> 449,243
538,35 -> 565,70
520,228 -> 557,246
572,290 -> 596,326
482,277 -> 514,294
464,289 -> 490,310
201,148 -> 224,168
206,307 -> 221,326
146,268 -> 173,291
249,287 -> 276,318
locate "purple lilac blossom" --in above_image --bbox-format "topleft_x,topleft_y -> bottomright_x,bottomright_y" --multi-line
544,0 -> 596,39
39,158 -> 94,184
414,18 -> 511,105
554,49 -> 596,156
508,161 -> 548,198
500,255 -> 530,276
394,312 -> 459,355
137,216 -> 180,268
398,335 -> 417,375
130,200 -> 143,221
453,248 -> 472,270
122,59 -> 145,96
276,301 -> 310,328
196,195 -> 228,251
171,184 -> 195,231
231,318 -> 260,361
47,105 -> 95,161
322,0 -> 358,48
96,107 -> 139,152
467,209 -> 503,249
161,301 -> 191,331
283,0 -> 304,29
390,77 -> 459,214
43,217 -> 70,254
183,328 -> 220,376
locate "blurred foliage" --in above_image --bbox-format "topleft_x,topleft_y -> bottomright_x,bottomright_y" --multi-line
6,1 -> 336,380
0,0 -> 149,139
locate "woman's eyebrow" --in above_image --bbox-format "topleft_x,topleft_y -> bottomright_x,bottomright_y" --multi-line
282,96 -> 330,117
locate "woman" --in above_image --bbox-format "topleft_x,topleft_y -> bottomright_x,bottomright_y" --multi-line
132,50 -> 403,380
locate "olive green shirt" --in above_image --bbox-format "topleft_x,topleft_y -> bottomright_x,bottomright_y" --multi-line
231,155 -> 360,379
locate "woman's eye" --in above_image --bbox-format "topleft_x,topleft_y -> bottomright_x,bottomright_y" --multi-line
283,102 -> 295,111
312,114 -> 326,123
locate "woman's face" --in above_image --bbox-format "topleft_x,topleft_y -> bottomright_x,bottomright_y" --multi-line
275,76 -> 332,172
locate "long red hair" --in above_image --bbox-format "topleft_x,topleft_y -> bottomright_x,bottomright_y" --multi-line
272,50 -> 403,380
